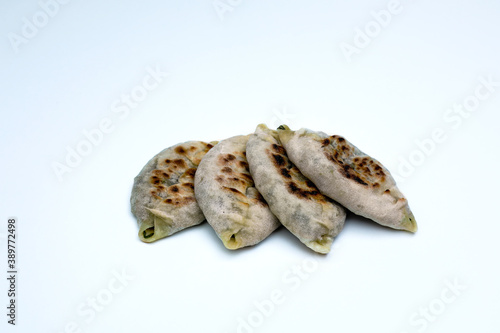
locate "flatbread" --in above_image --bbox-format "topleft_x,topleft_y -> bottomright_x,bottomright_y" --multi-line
131,141 -> 217,243
278,126 -> 417,232
194,135 -> 280,250
247,124 -> 346,254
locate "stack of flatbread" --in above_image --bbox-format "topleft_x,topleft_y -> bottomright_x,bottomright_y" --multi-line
130,124 -> 417,254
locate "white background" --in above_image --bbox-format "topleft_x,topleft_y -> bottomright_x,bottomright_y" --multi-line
1,1 -> 499,332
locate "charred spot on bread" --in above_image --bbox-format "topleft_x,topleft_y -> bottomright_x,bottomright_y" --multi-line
305,180 -> 316,188
271,143 -> 286,154
239,173 -> 253,182
227,187 -> 243,194
172,159 -> 187,168
352,176 -> 368,186
272,154 -> 286,167
218,153 -> 237,165
163,196 -> 195,206
253,191 -> 268,205
323,136 -> 391,187
174,146 -> 186,154
238,160 -> 249,170
280,168 -> 291,178
287,181 -> 321,200
184,168 -> 196,178
221,167 -> 232,173
265,143 -> 330,203
222,186 -> 247,200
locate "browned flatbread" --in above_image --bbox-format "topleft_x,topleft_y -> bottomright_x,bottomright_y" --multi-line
278,126 -> 417,232
131,141 -> 217,243
194,135 -> 280,250
246,124 -> 346,253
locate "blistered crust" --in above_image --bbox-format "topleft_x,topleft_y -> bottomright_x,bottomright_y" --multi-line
278,127 -> 417,233
131,141 -> 216,243
247,124 -> 346,254
194,135 -> 280,250
321,135 -> 395,190
268,141 -> 330,202
214,152 -> 268,207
